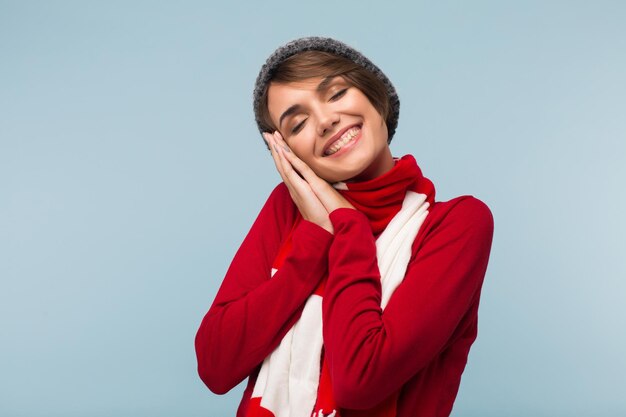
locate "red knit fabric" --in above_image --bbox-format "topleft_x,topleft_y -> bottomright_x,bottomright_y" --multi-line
337,155 -> 435,237
195,154 -> 494,417
312,155 -> 435,416
244,155 -> 431,417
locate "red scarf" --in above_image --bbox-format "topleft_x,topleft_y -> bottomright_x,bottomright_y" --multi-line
247,154 -> 435,417
335,155 -> 435,236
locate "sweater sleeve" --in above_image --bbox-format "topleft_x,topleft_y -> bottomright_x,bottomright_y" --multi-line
322,197 -> 494,409
195,183 -> 334,394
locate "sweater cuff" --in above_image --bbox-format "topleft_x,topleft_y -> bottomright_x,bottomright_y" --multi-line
296,218 -> 335,241
329,208 -> 371,234
279,219 -> 333,287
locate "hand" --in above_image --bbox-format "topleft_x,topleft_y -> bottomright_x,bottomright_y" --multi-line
263,131 -> 354,234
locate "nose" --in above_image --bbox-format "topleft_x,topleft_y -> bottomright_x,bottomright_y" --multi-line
316,106 -> 340,137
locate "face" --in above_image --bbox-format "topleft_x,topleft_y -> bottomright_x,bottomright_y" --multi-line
266,75 -> 394,183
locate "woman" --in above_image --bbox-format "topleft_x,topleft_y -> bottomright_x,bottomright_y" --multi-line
195,36 -> 494,417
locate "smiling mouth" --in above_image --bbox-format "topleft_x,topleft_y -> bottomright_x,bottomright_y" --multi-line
324,125 -> 361,156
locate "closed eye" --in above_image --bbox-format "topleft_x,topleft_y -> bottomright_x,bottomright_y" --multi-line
291,119 -> 306,134
291,88 -> 348,134
330,88 -> 348,101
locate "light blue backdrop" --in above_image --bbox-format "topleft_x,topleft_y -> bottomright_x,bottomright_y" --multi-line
1,1 -> 625,416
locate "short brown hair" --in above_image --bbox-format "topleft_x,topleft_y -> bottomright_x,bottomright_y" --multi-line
257,51 -> 391,137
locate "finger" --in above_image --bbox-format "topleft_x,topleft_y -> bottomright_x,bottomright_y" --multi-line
271,133 -> 308,201
276,143 -> 332,222
275,145 -> 313,211
272,133 -> 336,203
264,132 -> 289,184
275,137 -> 323,208
273,135 -> 336,231
277,145 -> 335,206
275,137 -> 307,189
277,145 -> 355,212
272,133 -> 321,183
279,146 -> 321,185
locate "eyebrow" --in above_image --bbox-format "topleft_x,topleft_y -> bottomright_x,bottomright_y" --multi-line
278,76 -> 339,128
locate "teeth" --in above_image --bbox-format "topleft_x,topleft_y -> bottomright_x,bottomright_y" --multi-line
325,127 -> 360,156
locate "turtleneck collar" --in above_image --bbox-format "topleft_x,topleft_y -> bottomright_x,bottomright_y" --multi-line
332,155 -> 436,236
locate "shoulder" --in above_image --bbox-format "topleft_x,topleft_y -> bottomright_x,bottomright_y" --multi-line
266,182 -> 291,203
426,195 -> 494,242
258,182 -> 299,231
406,195 -> 494,273
438,195 -> 493,226
263,182 -> 295,212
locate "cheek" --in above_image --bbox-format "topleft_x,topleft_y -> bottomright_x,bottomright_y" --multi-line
288,141 -> 313,164
289,132 -> 318,159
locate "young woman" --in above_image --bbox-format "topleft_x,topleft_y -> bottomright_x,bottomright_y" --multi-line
195,37 -> 494,417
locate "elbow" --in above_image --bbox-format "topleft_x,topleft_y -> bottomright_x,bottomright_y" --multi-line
331,370 -> 389,410
196,355 -> 232,395
197,353 -> 241,395
327,347 -> 412,409
195,327 -> 234,395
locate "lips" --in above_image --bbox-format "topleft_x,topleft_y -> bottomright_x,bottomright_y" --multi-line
323,124 -> 362,156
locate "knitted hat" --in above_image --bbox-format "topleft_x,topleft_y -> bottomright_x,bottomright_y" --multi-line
253,36 -> 400,145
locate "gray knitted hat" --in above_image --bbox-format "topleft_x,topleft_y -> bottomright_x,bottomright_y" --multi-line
253,36 -> 400,145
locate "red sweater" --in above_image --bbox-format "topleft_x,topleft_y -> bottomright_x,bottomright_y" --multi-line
196,182 -> 494,416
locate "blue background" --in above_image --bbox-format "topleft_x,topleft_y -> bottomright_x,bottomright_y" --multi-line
1,1 -> 625,416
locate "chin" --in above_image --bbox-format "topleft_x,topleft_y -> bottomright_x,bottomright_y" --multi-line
321,167 -> 367,184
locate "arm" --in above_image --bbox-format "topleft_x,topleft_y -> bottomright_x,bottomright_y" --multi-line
194,183 -> 333,394
322,197 -> 494,408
